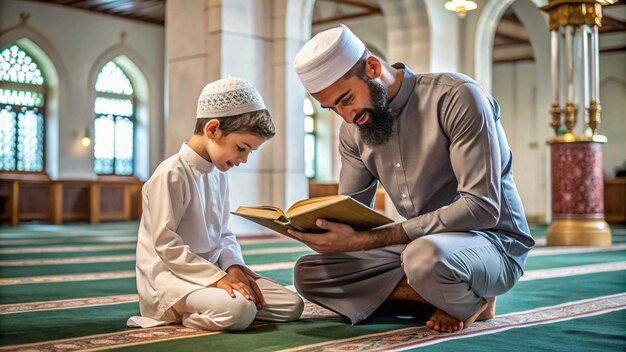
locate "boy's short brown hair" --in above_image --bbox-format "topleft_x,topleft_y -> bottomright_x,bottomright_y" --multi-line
194,109 -> 275,139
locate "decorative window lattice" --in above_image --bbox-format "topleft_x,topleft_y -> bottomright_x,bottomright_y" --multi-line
0,45 -> 44,85
93,61 -> 135,175
0,106 -> 44,171
95,61 -> 133,95
303,97 -> 316,179
0,44 -> 45,172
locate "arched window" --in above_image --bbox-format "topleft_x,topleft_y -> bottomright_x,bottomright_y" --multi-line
303,96 -> 316,179
93,61 -> 135,176
0,44 -> 45,172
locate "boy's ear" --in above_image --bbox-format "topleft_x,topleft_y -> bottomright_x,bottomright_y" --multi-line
365,56 -> 382,80
204,119 -> 220,138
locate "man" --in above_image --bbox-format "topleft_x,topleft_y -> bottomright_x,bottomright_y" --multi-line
289,24 -> 534,333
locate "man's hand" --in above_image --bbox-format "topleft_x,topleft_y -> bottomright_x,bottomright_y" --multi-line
287,220 -> 410,254
225,265 -> 265,309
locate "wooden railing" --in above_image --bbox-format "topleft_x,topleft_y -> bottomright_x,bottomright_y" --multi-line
605,178 -> 626,223
0,173 -> 143,226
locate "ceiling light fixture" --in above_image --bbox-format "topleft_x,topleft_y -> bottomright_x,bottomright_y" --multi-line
445,0 -> 478,18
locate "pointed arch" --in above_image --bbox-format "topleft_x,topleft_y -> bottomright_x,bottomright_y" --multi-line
0,24 -> 67,179
474,0 -> 553,221
88,43 -> 151,180
474,0 -> 548,91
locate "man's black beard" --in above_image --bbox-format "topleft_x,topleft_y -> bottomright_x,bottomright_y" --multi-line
356,79 -> 393,147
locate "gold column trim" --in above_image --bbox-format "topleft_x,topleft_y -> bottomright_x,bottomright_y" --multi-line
542,1 -> 603,31
547,219 -> 612,246
589,99 -> 602,134
564,101 -> 577,133
550,102 -> 562,135
547,133 -> 607,144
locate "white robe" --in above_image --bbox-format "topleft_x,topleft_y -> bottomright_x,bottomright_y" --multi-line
133,143 -> 245,323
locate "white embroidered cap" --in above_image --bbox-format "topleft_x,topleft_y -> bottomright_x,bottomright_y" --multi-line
293,24 -> 366,93
196,76 -> 267,118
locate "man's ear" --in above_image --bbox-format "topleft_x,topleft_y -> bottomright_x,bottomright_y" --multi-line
365,56 -> 382,79
204,119 -> 220,138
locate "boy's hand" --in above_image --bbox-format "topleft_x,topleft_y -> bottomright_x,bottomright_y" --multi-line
213,273 -> 258,306
226,265 -> 265,309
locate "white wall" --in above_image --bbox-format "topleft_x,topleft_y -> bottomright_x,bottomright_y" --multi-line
493,61 -> 547,221
597,52 -> 626,179
0,0 -> 165,180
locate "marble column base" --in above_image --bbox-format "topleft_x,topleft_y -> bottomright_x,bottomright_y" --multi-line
547,218 -> 612,246
547,138 -> 612,246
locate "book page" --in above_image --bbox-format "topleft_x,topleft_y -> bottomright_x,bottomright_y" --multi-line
287,196 -> 393,233
233,206 -> 285,220
286,195 -> 347,217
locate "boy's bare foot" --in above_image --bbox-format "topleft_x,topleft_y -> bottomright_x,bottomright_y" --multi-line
426,308 -> 463,332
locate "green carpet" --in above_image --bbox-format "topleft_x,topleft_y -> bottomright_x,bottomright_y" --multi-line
0,222 -> 625,351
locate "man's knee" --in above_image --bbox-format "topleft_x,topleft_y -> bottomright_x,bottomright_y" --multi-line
294,254 -> 318,294
401,237 -> 441,285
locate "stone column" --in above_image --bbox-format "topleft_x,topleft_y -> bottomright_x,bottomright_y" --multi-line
166,0 -> 308,234
542,0 -> 611,246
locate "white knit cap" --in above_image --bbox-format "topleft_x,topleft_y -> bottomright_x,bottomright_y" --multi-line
293,24 -> 366,93
196,76 -> 267,118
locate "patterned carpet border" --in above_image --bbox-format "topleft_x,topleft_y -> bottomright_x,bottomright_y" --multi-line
0,294 -> 139,315
0,286 -> 294,315
2,260 -> 626,315
3,260 -> 626,286
0,262 -> 296,285
0,247 -> 310,267
519,261 -> 626,281
0,302 -> 336,352
0,236 -> 137,246
3,244 -> 624,267
528,244 -> 626,256
278,293 -> 626,352
0,244 -> 136,254
0,255 -> 137,266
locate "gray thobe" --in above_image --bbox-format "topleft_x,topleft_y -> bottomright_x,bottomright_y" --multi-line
294,64 -> 534,324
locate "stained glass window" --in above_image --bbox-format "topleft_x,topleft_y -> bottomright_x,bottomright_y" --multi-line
303,97 -> 316,179
93,61 -> 135,176
0,44 -> 46,172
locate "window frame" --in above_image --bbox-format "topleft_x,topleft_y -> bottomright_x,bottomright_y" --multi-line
92,61 -> 136,177
303,96 -> 316,180
0,45 -> 48,176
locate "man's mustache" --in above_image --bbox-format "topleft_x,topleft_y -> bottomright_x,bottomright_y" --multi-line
354,108 -> 373,122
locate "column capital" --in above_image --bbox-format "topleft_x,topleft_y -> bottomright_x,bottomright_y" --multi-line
541,0 -> 603,30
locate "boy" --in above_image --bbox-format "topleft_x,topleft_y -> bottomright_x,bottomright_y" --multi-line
127,77 -> 304,331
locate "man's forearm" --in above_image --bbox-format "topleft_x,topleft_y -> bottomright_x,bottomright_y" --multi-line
359,223 -> 411,250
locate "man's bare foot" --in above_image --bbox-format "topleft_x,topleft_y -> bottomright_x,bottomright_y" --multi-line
476,297 -> 496,321
426,309 -> 463,333
426,297 -> 496,333
457,297 -> 496,330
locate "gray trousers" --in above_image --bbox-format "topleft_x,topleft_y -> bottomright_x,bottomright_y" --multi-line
294,232 -> 523,324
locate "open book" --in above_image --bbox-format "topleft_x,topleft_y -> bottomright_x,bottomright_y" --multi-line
232,195 -> 393,236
